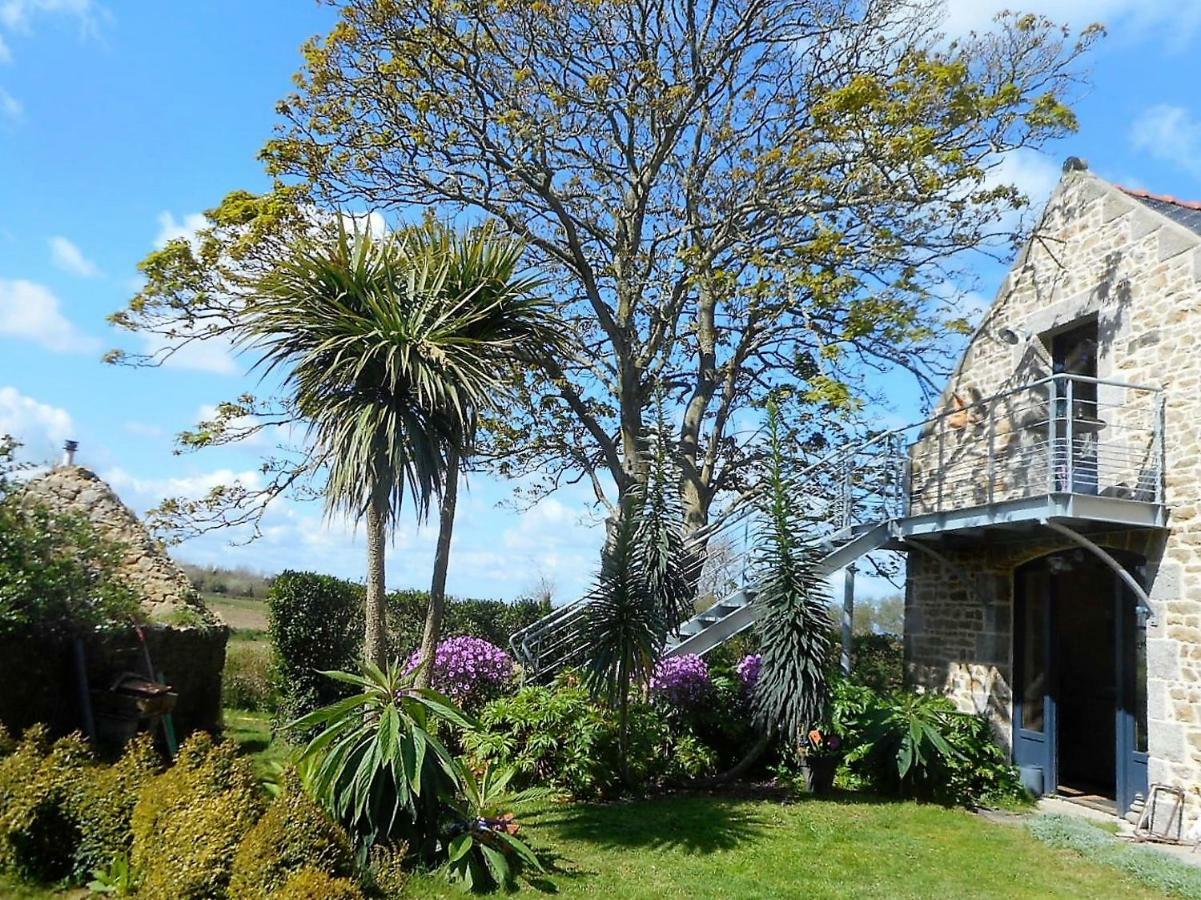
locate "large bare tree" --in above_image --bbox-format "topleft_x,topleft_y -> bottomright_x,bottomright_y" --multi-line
111,1 -> 1099,557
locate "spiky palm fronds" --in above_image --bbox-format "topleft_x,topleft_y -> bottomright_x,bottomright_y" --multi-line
243,218 -> 557,527
633,404 -> 693,634
750,403 -> 832,746
581,497 -> 666,706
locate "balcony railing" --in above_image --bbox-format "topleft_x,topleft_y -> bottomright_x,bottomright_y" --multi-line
904,373 -> 1165,517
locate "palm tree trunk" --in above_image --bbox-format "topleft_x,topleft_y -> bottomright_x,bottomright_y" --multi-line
415,444 -> 460,689
364,495 -> 389,668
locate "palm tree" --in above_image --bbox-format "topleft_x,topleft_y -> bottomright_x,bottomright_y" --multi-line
246,219 -> 556,667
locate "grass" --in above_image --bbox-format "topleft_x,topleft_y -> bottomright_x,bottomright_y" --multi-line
204,591 -> 269,635
224,707 -> 293,780
404,793 -> 1170,899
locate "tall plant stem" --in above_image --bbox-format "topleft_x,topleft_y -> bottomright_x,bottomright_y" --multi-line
415,444 -> 461,689
364,493 -> 389,667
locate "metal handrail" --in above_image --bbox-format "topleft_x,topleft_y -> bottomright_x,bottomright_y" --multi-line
511,373 -> 1166,677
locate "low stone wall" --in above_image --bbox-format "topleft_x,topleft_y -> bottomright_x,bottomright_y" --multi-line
0,623 -> 228,749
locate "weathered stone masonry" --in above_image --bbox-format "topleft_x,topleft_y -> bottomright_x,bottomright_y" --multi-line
904,167 -> 1201,814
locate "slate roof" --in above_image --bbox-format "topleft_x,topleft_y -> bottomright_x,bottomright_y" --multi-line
1119,187 -> 1201,237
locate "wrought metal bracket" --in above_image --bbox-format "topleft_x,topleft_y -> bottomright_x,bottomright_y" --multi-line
1041,518 -> 1157,626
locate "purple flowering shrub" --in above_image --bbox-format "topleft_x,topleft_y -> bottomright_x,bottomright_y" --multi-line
736,654 -> 762,693
406,635 -> 514,709
649,654 -> 712,708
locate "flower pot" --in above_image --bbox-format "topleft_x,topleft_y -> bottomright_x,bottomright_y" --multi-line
799,756 -> 837,795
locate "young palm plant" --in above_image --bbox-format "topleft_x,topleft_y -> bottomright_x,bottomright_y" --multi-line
582,412 -> 692,782
749,402 -> 832,746
246,219 -> 558,667
292,660 -> 475,856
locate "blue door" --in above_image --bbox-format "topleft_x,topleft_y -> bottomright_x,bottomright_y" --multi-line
1014,566 -> 1054,796
1117,580 -> 1149,814
1014,552 -> 1149,814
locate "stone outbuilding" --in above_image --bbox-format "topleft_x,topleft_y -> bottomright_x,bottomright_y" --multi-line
1,454 -> 228,746
902,160 -> 1201,821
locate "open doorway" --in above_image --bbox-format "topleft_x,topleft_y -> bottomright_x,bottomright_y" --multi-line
1052,558 -> 1116,805
1012,549 -> 1149,814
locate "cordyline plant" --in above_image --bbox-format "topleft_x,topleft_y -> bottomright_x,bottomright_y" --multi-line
291,659 -> 474,857
242,218 -> 560,669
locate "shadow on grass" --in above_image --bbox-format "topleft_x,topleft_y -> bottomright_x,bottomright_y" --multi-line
531,794 -> 770,855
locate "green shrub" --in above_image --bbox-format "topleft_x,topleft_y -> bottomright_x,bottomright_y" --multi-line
0,727 -> 91,883
386,590 -> 550,660
831,682 -> 1024,806
467,674 -> 715,799
0,438 -> 141,636
365,842 -> 409,898
268,571 -> 363,726
223,639 -> 277,712
275,867 -> 365,900
228,771 -> 354,899
69,733 -> 161,879
129,733 -> 264,899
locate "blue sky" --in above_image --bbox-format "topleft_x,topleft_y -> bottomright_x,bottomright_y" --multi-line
2,0 -> 1201,604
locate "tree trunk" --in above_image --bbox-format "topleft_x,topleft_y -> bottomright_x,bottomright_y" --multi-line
364,495 -> 388,668
415,444 -> 460,690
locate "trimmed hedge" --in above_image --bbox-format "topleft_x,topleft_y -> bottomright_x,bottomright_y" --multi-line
228,771 -> 354,899
386,590 -> 551,660
275,867 -> 366,899
268,571 -> 364,726
130,733 -> 264,899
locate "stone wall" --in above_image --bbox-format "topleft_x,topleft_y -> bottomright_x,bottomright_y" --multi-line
905,167 -> 1201,815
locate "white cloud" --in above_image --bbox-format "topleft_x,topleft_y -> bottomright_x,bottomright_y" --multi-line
0,0 -> 104,36
49,235 -> 100,277
1130,104 -> 1201,181
0,32 -> 11,63
123,420 -> 164,439
154,211 -> 207,250
0,385 -> 72,457
0,277 -> 99,353
0,85 -> 20,120
943,0 -> 1201,42
103,465 -> 264,502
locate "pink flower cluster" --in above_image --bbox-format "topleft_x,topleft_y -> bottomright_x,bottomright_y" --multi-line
736,653 -> 762,692
406,635 -> 514,707
650,653 -> 712,707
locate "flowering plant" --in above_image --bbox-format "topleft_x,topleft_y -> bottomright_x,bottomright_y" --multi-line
798,727 -> 842,761
406,636 -> 514,709
649,654 -> 712,708
736,654 -> 762,693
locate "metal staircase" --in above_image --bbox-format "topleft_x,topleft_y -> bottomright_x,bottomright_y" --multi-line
509,431 -> 907,681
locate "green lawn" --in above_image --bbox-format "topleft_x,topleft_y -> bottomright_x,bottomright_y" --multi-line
404,793 -> 1167,899
203,592 -> 269,635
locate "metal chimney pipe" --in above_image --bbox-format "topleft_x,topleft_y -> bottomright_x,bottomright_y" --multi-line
62,440 -> 78,467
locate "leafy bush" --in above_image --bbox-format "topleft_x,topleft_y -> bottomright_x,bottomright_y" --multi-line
0,437 -> 141,636
364,842 -> 409,898
69,733 -> 160,879
467,675 -> 716,799
386,590 -> 551,659
223,638 -> 277,712
1029,814 -> 1201,897
268,571 -> 363,725
228,771 -> 354,899
275,867 -> 366,899
293,661 -> 471,858
129,733 -> 264,899
831,682 -> 1023,806
0,726 -> 90,882
406,635 -> 514,712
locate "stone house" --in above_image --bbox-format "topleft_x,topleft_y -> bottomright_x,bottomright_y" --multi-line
903,159 -> 1201,819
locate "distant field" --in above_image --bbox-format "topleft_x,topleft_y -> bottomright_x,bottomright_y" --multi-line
203,592 -> 269,635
